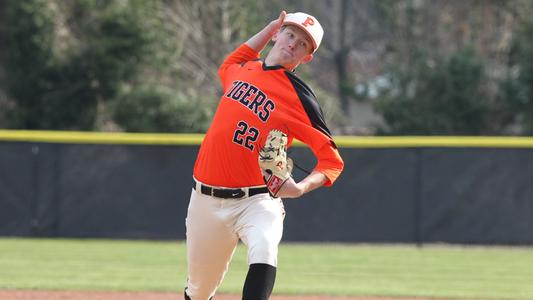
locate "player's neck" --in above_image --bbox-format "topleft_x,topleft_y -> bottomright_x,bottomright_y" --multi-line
264,55 -> 298,71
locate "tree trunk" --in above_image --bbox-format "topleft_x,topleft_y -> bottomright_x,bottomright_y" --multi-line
335,0 -> 350,119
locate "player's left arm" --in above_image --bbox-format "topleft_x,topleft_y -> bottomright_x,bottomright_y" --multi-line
275,64 -> 344,198
277,171 -> 327,198
277,142 -> 343,198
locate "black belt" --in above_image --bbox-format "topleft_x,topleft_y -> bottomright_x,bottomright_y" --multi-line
193,180 -> 269,199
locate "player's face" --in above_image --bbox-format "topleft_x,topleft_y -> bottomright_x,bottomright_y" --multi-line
268,26 -> 314,70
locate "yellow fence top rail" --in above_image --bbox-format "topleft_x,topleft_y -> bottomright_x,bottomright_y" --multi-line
332,135 -> 533,148
1,130 -> 533,148
0,130 -> 204,145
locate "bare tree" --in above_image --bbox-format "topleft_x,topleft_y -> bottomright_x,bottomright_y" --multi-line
165,0 -> 272,95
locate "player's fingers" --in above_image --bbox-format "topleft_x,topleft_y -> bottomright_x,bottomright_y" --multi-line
286,158 -> 293,174
278,10 -> 286,24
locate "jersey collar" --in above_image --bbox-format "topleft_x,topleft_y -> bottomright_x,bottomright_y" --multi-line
260,59 -> 289,71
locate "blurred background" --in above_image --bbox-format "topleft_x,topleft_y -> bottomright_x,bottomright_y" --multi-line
2,2 -> 533,298
1,0 -> 533,136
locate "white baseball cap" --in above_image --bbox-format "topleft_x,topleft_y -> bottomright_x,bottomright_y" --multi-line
283,12 -> 324,52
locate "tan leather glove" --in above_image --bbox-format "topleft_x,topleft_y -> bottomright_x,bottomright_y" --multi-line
258,129 -> 293,197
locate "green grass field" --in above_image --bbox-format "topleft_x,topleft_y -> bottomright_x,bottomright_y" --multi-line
1,238 -> 532,299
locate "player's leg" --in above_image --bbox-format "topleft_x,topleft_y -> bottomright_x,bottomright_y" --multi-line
236,195 -> 285,300
185,190 -> 239,300
242,263 -> 277,300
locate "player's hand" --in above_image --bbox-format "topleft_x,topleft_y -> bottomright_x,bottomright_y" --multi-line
267,10 -> 286,36
245,10 -> 287,52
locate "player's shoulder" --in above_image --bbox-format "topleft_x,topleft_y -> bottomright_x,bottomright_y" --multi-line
237,58 -> 263,69
283,71 -> 332,137
283,71 -> 318,102
222,59 -> 264,79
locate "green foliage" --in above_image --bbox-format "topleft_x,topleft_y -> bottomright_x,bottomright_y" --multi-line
492,19 -> 533,135
513,20 -> 533,133
1,0 -> 151,129
112,85 -> 212,133
2,0 -> 57,128
0,0 -> 210,132
371,0 -> 533,136
375,47 -> 490,135
1,0 -> 532,134
77,1 -> 162,100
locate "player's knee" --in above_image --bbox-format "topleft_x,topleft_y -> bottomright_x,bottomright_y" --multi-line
247,235 -> 279,266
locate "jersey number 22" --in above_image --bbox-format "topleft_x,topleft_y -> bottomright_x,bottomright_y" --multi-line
233,120 -> 259,151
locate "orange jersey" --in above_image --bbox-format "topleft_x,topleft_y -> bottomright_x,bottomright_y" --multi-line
193,44 -> 344,188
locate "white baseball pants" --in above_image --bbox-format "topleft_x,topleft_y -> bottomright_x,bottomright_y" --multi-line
185,186 -> 285,300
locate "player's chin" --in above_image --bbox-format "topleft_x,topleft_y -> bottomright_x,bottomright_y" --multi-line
275,50 -> 293,61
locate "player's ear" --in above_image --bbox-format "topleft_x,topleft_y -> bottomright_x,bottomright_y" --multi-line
301,53 -> 313,64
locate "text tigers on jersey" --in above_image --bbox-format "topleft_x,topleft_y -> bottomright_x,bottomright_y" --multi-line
225,80 -> 275,122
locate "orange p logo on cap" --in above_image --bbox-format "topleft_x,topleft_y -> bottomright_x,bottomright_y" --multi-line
302,17 -> 315,27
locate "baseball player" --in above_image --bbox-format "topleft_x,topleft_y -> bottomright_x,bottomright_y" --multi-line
185,11 -> 344,300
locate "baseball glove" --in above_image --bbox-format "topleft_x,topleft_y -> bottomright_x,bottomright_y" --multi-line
258,129 -> 293,197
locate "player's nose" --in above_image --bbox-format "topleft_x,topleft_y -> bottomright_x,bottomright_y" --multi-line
287,40 -> 296,50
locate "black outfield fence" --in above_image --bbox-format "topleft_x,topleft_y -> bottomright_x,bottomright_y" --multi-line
1,131 -> 533,245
